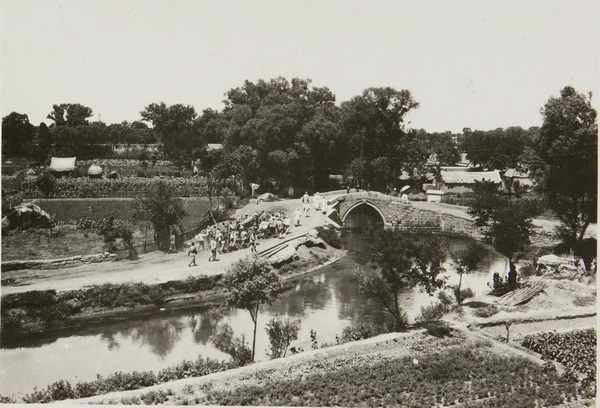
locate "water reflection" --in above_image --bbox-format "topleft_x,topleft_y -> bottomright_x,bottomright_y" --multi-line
0,205 -> 507,396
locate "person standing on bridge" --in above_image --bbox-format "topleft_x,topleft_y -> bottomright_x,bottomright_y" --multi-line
302,192 -> 310,217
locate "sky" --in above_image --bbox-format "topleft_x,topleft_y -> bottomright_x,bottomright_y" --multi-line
1,0 -> 599,133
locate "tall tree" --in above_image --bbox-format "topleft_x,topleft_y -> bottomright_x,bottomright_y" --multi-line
340,87 -> 419,190
131,180 -> 186,251
2,112 -> 35,157
529,86 -> 597,246
461,127 -> 531,171
468,180 -> 539,289
140,102 -> 198,156
223,255 -> 282,361
47,103 -> 93,127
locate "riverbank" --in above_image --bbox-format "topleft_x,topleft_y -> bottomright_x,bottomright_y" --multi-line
66,317 -> 595,407
0,239 -> 345,344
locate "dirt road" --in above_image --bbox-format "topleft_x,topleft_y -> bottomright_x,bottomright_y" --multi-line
1,197 -> 333,295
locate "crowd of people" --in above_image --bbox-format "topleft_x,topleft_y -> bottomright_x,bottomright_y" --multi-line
185,192 -> 329,266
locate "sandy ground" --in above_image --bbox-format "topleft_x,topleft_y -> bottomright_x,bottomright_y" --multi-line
1,196 -> 335,295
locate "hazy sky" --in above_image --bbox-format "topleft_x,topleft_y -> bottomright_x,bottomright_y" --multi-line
2,0 -> 599,132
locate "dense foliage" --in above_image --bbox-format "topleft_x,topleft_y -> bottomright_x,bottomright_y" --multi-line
1,277 -> 220,334
527,86 -> 597,248
356,229 -> 448,329
522,329 -> 596,384
468,180 -> 540,289
131,180 -> 186,250
201,346 -> 584,407
16,176 -> 209,198
265,318 -> 301,359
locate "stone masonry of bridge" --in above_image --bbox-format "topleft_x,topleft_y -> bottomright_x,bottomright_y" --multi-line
326,191 -> 483,239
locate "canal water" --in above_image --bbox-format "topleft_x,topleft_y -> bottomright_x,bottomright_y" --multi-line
0,206 -> 507,397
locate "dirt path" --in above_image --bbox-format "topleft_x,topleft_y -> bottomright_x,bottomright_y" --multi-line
1,197 -> 333,295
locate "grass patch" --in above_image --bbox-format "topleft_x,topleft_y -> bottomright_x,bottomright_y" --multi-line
35,197 -> 213,231
1,225 -> 106,261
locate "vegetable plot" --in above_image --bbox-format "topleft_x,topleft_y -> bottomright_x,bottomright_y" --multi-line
522,329 -> 596,381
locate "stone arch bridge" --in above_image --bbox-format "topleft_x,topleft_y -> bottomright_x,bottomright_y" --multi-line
323,191 -> 479,237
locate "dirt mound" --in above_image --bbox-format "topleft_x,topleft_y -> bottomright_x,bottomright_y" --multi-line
524,277 -> 596,310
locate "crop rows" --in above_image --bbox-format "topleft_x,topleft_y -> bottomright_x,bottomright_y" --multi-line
200,346 -> 586,407
20,176 -> 209,198
522,329 -> 596,380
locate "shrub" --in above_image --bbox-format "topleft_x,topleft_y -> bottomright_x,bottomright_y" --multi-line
473,304 -> 499,318
315,225 -> 342,249
265,318 -> 301,359
335,323 -> 389,344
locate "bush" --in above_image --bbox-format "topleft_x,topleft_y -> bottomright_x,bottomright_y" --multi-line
335,323 -> 389,344
265,319 -> 301,359
473,304 -> 499,318
19,176 -> 210,198
315,225 -> 342,249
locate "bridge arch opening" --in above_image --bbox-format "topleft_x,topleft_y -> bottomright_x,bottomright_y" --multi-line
342,200 -> 386,228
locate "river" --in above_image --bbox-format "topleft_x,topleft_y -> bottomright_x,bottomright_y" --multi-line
0,207 -> 507,397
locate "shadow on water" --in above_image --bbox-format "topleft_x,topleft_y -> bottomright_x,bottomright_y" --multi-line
0,203 -> 507,396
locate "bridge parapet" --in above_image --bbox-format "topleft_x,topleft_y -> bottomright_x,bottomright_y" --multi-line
323,190 -> 481,239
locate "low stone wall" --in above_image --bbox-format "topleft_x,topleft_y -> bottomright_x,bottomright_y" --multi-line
1,253 -> 117,272
389,205 -> 484,239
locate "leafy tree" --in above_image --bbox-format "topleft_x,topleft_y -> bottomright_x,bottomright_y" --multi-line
2,112 -> 35,157
468,180 -> 539,289
451,242 -> 485,304
461,127 -> 531,171
528,86 -> 597,247
356,229 -> 447,330
140,102 -> 198,156
220,77 -> 338,192
265,318 -> 301,359
223,255 -> 282,361
131,180 -> 186,251
47,103 -> 93,127
339,87 -> 419,190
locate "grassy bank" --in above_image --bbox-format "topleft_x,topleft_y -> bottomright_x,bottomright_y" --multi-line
1,243 -> 343,338
34,196 -> 215,231
0,276 -> 221,337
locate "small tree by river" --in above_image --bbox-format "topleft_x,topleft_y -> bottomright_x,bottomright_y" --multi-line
468,180 -> 539,290
355,228 -> 448,330
451,242 -> 485,304
223,255 -> 282,362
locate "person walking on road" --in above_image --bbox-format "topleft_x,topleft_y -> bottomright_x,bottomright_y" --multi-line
293,208 -> 301,226
209,237 -> 218,262
188,242 -> 197,267
249,227 -> 257,253
302,192 -> 310,217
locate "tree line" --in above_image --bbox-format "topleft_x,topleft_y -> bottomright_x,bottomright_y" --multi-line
2,77 -> 536,190
3,80 -> 597,247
